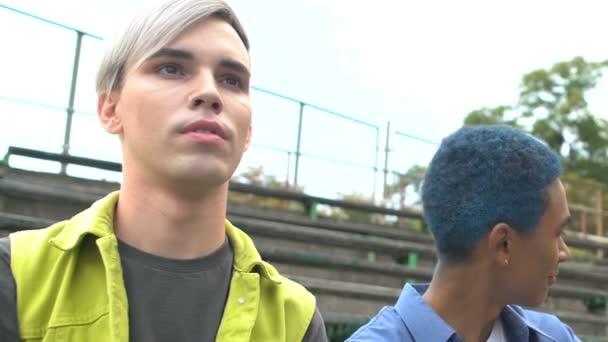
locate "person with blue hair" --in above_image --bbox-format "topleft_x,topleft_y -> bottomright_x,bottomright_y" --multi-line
348,125 -> 580,341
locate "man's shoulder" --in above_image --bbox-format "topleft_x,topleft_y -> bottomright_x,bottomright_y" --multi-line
346,307 -> 410,341
8,220 -> 83,277
255,258 -> 317,311
507,305 -> 579,341
227,220 -> 314,299
9,221 -> 69,248
226,224 -> 318,320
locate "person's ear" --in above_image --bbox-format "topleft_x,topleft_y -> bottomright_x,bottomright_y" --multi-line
97,92 -> 123,135
488,223 -> 512,268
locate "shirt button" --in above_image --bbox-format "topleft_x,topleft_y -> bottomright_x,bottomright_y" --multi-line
238,297 -> 246,304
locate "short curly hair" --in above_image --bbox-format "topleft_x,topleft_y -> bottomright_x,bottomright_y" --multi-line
422,125 -> 561,262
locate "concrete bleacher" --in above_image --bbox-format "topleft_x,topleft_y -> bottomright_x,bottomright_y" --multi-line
2,164 -> 608,341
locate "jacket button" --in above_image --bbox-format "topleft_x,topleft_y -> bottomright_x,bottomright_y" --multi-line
238,297 -> 246,304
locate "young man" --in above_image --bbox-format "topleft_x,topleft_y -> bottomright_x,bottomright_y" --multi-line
348,125 -> 580,341
0,1 -> 327,341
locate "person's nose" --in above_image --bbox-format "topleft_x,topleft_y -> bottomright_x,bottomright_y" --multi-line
558,237 -> 571,263
188,72 -> 223,114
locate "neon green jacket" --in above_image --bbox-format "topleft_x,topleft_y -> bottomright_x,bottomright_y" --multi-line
10,192 -> 315,341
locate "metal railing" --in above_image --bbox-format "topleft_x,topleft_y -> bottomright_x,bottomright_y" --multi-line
0,4 -> 392,200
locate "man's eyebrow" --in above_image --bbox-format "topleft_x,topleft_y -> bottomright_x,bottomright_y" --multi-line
219,58 -> 250,77
147,48 -> 194,60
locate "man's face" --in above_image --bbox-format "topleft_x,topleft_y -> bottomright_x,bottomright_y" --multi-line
99,18 -> 251,189
507,179 -> 572,306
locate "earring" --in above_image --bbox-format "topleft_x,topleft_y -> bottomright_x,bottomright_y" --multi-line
504,259 -> 509,266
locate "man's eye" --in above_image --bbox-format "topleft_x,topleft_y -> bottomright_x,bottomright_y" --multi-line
222,76 -> 242,88
158,64 -> 181,75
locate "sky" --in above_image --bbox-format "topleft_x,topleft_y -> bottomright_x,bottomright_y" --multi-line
1,0 -> 607,202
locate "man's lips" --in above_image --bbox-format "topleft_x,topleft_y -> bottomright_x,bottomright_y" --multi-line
181,119 -> 227,139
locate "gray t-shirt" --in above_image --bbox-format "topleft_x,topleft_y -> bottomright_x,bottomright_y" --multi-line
0,236 -> 327,341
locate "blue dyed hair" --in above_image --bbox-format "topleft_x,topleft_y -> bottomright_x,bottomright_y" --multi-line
422,125 -> 561,262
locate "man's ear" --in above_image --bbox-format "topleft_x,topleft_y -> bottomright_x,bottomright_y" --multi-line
97,92 -> 122,135
488,223 -> 512,267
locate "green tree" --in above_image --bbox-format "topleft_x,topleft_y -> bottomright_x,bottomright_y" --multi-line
465,56 -> 608,184
401,164 -> 427,200
0,151 -> 8,167
521,57 -> 608,164
463,106 -> 519,127
229,166 -> 305,211
331,192 -> 379,224
233,166 -> 288,189
384,165 -> 427,206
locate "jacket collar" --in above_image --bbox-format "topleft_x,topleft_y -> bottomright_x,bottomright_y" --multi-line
225,219 -> 282,284
48,191 -> 281,284
49,191 -> 119,250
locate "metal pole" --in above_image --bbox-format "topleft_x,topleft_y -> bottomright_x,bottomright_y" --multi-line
372,127 -> 379,202
285,151 -> 291,188
61,31 -> 84,174
293,102 -> 304,187
596,189 -> 604,258
382,120 -> 391,199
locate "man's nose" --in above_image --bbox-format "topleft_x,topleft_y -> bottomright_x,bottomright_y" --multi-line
188,73 -> 222,113
558,237 -> 571,263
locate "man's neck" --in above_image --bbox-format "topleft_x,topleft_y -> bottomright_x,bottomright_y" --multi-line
113,176 -> 229,260
422,262 -> 504,342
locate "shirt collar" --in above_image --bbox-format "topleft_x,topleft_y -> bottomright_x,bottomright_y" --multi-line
499,306 -> 529,341
394,283 -> 556,342
395,284 -> 458,341
501,305 -> 557,342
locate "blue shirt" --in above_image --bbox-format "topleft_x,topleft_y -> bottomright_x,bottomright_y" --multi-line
347,284 -> 581,342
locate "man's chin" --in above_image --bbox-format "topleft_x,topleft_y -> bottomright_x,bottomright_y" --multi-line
168,167 -> 231,190
520,291 -> 549,308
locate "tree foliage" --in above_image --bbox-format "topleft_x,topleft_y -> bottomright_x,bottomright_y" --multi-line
463,106 -> 519,128
464,57 -> 608,184
229,166 -> 305,211
383,165 -> 427,206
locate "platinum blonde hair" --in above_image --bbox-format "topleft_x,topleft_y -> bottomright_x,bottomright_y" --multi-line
95,0 -> 249,95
